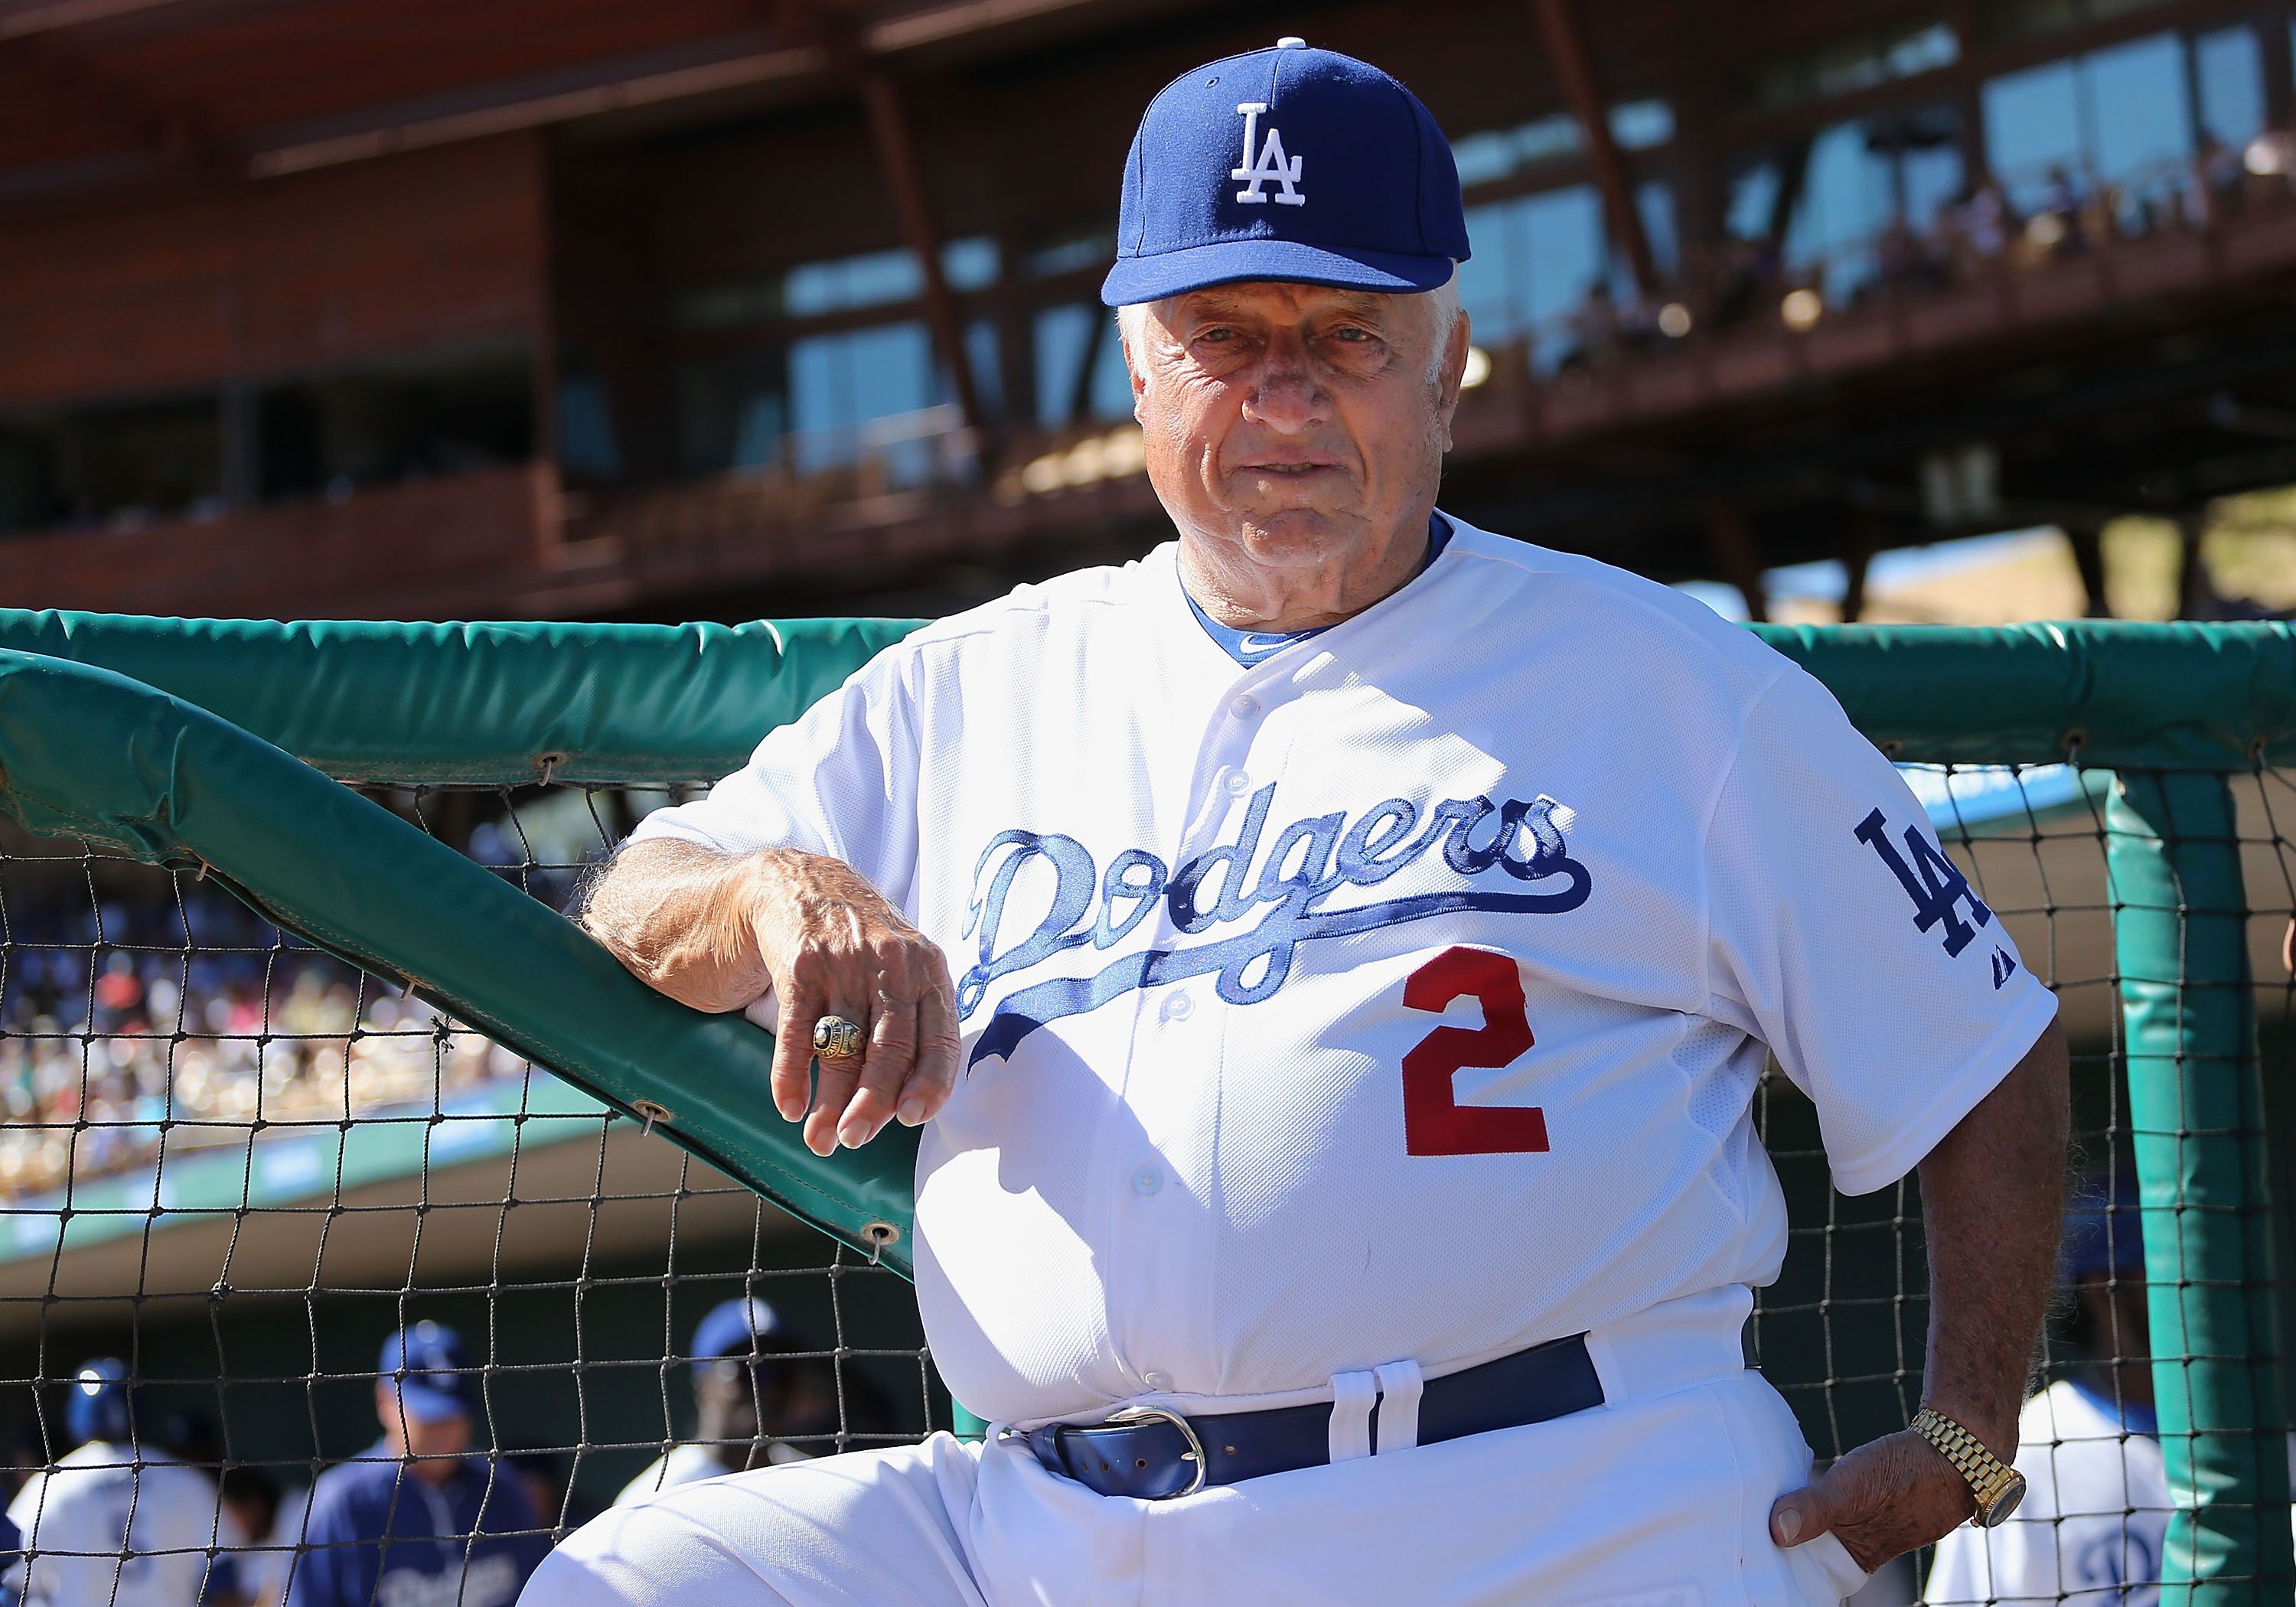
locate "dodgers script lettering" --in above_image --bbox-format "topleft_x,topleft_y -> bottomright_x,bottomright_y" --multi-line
957,782 -> 1590,1066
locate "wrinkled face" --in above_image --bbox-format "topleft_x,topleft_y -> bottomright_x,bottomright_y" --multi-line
1124,279 -> 1466,578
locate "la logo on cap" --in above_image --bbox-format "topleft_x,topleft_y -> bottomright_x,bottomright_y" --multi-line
1232,102 -> 1304,205
1231,39 -> 1309,207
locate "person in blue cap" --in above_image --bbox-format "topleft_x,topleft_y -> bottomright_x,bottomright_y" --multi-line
285,1322 -> 546,1607
5,1356 -> 241,1606
610,1298 -> 842,1507
549,33 -> 2069,1607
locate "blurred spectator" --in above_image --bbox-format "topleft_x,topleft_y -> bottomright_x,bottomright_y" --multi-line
2190,128 -> 2246,227
5,1358 -> 241,1606
612,1298 -> 844,1508
0,878 -> 529,1201
218,1466 -> 306,1607
505,1446 -> 594,1536
285,1323 -> 546,1607
1966,179 -> 2013,262
2026,165 -> 2088,259
1559,279 -> 1622,373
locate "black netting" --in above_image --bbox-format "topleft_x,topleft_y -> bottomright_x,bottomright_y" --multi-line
0,757 -> 2285,1605
0,780 -> 939,1607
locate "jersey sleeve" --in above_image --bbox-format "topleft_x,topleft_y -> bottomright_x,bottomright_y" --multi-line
626,644 -> 923,910
1702,666 -> 2059,1196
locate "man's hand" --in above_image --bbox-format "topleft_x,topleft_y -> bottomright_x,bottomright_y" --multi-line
748,849 -> 960,1156
577,838 -> 960,1156
1769,1429 -> 1973,1571
1770,1015 -> 2067,1573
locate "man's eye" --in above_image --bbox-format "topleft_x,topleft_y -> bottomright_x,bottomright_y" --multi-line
1198,326 -> 1238,344
1329,325 -> 1380,344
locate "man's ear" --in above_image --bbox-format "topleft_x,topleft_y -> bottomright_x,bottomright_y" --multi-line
1121,313 -> 1148,423
1436,308 -> 1473,452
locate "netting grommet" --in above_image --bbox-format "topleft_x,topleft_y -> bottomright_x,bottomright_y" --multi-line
536,751 -> 570,786
860,1221 -> 901,1265
631,1099 -> 674,1136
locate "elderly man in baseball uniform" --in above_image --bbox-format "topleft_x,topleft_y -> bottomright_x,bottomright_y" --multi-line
535,38 -> 2070,1607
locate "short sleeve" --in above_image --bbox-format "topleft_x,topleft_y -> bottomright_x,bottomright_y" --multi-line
628,646 -> 922,910
1704,667 -> 2058,1196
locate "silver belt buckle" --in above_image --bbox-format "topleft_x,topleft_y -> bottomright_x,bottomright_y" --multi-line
1105,1403 -> 1208,1498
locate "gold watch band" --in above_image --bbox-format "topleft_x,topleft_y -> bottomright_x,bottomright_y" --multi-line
1910,1407 -> 2024,1524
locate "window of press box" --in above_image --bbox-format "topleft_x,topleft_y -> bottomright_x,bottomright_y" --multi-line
258,345 -> 533,502
0,395 -> 224,536
1982,26 -> 2260,223
1727,107 -> 1964,302
1451,100 -> 1675,191
1456,181 -> 1675,370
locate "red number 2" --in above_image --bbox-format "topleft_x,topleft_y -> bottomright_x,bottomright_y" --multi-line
1401,947 -> 1550,1156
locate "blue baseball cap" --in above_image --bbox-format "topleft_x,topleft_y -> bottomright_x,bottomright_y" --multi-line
691,1297 -> 784,1363
66,1358 -> 135,1445
1101,37 -> 1469,308
378,1322 -> 475,1425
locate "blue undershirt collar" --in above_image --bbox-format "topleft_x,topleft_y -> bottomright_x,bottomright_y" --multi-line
1186,513 -> 1453,667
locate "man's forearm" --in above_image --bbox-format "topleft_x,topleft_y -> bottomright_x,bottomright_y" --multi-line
576,838 -> 775,1013
1916,1017 -> 2071,1457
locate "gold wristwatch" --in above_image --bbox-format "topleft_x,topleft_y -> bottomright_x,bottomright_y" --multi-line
1910,1407 -> 2027,1527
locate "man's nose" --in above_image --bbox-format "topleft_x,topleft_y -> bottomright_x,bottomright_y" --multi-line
1241,332 -> 1324,432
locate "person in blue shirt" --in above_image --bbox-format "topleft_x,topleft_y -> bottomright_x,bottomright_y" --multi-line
285,1322 -> 548,1607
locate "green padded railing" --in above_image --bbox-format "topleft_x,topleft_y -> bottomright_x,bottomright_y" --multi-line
0,608 -> 2289,1601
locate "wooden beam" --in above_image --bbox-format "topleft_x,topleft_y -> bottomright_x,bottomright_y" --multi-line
2062,517 -> 2113,618
1842,510 -> 1883,623
1067,306 -> 1110,428
856,64 -> 992,448
1528,0 -> 1658,296
2175,508 -> 2214,619
1703,498 -> 1768,621
2261,3 -> 2294,135
0,35 -> 236,182
0,0 -> 193,43
1765,132 -> 1811,254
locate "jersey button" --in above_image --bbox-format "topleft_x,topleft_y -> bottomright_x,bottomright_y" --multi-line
1142,1370 -> 1173,1390
1133,1166 -> 1163,1196
1160,992 -> 1192,1022
1223,768 -> 1251,796
1229,694 -> 1259,719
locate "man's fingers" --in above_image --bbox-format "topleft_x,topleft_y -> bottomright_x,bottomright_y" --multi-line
805,1020 -> 866,1157
770,993 -> 820,1125
1768,1482 -> 1833,1548
836,988 -> 920,1148
899,978 -> 961,1126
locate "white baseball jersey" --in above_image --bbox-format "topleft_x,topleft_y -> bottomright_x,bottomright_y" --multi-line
8,1442 -> 233,1607
633,514 -> 2058,1428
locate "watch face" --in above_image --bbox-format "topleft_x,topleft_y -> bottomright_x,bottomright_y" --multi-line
1978,1472 -> 2028,1527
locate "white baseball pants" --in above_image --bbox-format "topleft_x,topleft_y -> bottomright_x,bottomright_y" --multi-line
523,1367 -> 1870,1607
